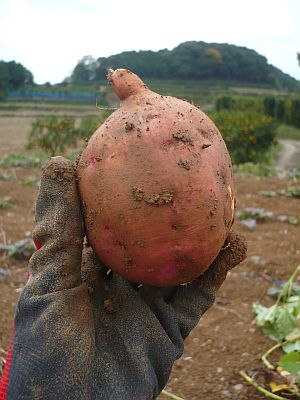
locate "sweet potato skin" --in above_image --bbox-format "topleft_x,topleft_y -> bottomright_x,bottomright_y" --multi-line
77,70 -> 235,286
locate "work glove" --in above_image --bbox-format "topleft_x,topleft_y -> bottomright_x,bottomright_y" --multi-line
0,157 -> 246,400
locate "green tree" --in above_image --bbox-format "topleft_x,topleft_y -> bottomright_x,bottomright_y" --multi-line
275,98 -> 285,122
0,60 -> 33,96
290,99 -> 300,128
7,61 -> 33,88
71,56 -> 99,83
263,96 -> 276,117
0,62 -> 10,98
210,110 -> 276,164
216,95 -> 235,111
69,41 -> 297,90
206,48 -> 222,64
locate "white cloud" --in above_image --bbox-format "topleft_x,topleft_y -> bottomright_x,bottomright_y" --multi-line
0,0 -> 299,83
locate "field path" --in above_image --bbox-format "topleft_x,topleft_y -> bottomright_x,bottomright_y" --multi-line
276,139 -> 300,169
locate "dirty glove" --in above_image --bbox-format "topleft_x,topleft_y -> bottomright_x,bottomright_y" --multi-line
0,157 -> 246,400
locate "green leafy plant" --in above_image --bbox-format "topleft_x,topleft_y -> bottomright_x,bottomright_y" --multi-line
280,186 -> 300,199
279,352 -> 300,375
288,216 -> 299,225
241,265 -> 300,398
209,110 -> 277,164
236,207 -> 273,222
0,152 -> 46,168
0,196 -> 12,209
27,116 -> 82,156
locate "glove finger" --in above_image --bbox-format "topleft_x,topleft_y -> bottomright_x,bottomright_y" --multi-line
209,230 -> 247,278
28,157 -> 84,294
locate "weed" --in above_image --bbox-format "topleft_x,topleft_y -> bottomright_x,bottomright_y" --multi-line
27,116 -> 81,156
280,186 -> 300,198
0,173 -> 14,181
241,265 -> 300,398
0,152 -> 46,168
236,207 -> 273,222
0,197 -> 12,209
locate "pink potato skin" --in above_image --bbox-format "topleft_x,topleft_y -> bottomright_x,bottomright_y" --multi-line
77,69 -> 235,287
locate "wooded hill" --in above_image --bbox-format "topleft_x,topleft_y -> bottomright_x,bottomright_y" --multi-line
70,41 -> 299,90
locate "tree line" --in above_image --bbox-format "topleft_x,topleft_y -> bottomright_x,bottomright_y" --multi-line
70,41 -> 298,90
216,94 -> 300,128
0,60 -> 34,98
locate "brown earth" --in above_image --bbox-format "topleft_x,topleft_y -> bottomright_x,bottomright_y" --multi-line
0,109 -> 300,399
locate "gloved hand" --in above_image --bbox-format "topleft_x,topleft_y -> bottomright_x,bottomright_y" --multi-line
0,157 -> 246,400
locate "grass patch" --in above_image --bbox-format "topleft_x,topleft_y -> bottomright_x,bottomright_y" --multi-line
233,162 -> 300,179
276,124 -> 300,140
233,162 -> 275,177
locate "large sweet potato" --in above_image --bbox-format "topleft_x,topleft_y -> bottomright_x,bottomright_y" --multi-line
77,69 -> 235,286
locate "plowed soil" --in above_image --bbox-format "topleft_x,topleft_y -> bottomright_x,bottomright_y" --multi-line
0,109 -> 300,399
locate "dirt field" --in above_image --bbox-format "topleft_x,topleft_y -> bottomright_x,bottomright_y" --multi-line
0,107 -> 300,399
0,102 -> 100,157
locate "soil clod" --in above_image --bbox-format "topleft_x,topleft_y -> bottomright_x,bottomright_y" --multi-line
131,186 -> 173,206
177,159 -> 192,170
172,131 -> 194,146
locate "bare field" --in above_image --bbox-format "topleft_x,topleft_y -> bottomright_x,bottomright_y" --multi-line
0,116 -> 34,155
0,102 -> 101,156
0,106 -> 300,399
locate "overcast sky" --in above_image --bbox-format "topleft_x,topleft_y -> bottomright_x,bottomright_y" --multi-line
0,0 -> 299,84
